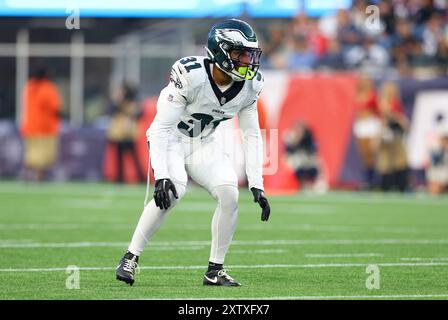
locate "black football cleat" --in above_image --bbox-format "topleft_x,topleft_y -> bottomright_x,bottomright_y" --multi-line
116,251 -> 139,286
203,269 -> 241,287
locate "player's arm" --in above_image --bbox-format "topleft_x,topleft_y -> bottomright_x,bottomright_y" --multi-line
147,62 -> 188,209
238,100 -> 270,221
147,87 -> 185,179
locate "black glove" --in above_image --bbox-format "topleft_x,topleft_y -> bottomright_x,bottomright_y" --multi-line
154,179 -> 178,210
250,187 -> 271,222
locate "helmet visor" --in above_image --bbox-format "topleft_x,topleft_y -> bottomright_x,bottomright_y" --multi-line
229,47 -> 262,66
228,47 -> 262,80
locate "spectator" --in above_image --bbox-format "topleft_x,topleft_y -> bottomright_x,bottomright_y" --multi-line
350,0 -> 371,33
421,12 -> 447,66
345,35 -> 390,75
283,121 -> 326,192
391,19 -> 422,74
376,81 -> 410,192
20,66 -> 62,182
378,0 -> 397,36
289,34 -> 317,71
288,12 -> 327,70
317,38 -> 344,70
262,23 -> 298,70
427,129 -> 448,195
261,24 -> 288,69
106,83 -> 145,184
414,0 -> 437,26
291,11 -> 313,41
336,9 -> 363,51
353,76 -> 381,190
308,18 -> 328,58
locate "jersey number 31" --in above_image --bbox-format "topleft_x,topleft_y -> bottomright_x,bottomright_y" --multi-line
178,113 -> 229,138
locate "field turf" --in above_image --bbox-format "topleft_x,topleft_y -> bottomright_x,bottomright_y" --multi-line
1,181 -> 448,300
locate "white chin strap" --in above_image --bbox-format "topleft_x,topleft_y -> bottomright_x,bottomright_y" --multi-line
214,62 -> 246,82
228,71 -> 246,82
217,62 -> 253,81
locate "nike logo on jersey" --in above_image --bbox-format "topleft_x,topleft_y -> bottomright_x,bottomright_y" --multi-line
204,275 -> 218,283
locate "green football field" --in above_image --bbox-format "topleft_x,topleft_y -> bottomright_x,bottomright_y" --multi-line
1,181 -> 448,300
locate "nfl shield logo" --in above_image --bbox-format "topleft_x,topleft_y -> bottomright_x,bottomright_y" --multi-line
220,97 -> 226,105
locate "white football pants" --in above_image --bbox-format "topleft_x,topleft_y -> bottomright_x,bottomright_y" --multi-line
128,135 -> 239,265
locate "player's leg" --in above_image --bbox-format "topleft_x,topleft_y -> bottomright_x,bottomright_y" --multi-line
186,139 -> 241,286
116,138 -> 187,285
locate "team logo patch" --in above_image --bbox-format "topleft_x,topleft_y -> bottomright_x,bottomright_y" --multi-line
169,68 -> 183,89
167,94 -> 174,102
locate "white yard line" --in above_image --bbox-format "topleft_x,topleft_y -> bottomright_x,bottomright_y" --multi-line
305,253 -> 383,258
1,238 -> 448,248
0,223 -> 436,235
400,257 -> 448,261
2,262 -> 448,273
0,223 -> 83,230
3,184 -> 448,206
0,242 -> 205,250
148,246 -> 205,251
232,239 -> 448,245
0,241 -> 130,248
46,202 -> 338,215
272,194 -> 448,206
230,249 -> 287,254
176,225 -> 428,234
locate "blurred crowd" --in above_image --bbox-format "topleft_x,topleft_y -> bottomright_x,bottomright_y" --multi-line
283,121 -> 328,193
353,78 -> 410,192
353,76 -> 448,195
8,3 -> 448,195
261,0 -> 448,77
282,75 -> 448,195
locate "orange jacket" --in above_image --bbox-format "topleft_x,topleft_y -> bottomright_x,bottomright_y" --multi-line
21,79 -> 62,137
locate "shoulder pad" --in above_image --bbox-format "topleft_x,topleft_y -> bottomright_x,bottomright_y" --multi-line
251,70 -> 264,95
171,56 -> 207,90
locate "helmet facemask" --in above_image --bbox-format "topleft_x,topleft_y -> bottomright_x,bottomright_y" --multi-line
220,43 -> 262,81
206,26 -> 262,82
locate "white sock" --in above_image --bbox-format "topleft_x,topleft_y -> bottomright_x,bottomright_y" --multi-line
209,185 -> 239,264
127,184 -> 185,256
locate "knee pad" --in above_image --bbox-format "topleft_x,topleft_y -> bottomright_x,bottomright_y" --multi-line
212,185 -> 239,211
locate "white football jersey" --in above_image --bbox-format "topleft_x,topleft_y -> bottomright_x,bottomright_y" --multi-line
164,56 -> 263,140
147,56 -> 265,190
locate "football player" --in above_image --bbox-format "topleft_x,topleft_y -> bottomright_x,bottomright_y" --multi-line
116,19 -> 271,287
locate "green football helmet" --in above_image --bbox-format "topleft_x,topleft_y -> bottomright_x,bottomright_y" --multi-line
206,19 -> 262,82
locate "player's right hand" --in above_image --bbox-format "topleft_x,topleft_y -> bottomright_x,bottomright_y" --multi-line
154,179 -> 178,210
251,187 -> 271,222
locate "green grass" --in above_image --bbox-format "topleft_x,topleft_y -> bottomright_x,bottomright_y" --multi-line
1,181 -> 448,300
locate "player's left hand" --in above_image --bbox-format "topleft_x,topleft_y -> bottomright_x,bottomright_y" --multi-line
154,178 -> 178,210
250,187 -> 271,222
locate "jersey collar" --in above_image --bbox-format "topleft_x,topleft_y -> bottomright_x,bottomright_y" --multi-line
204,58 -> 245,106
